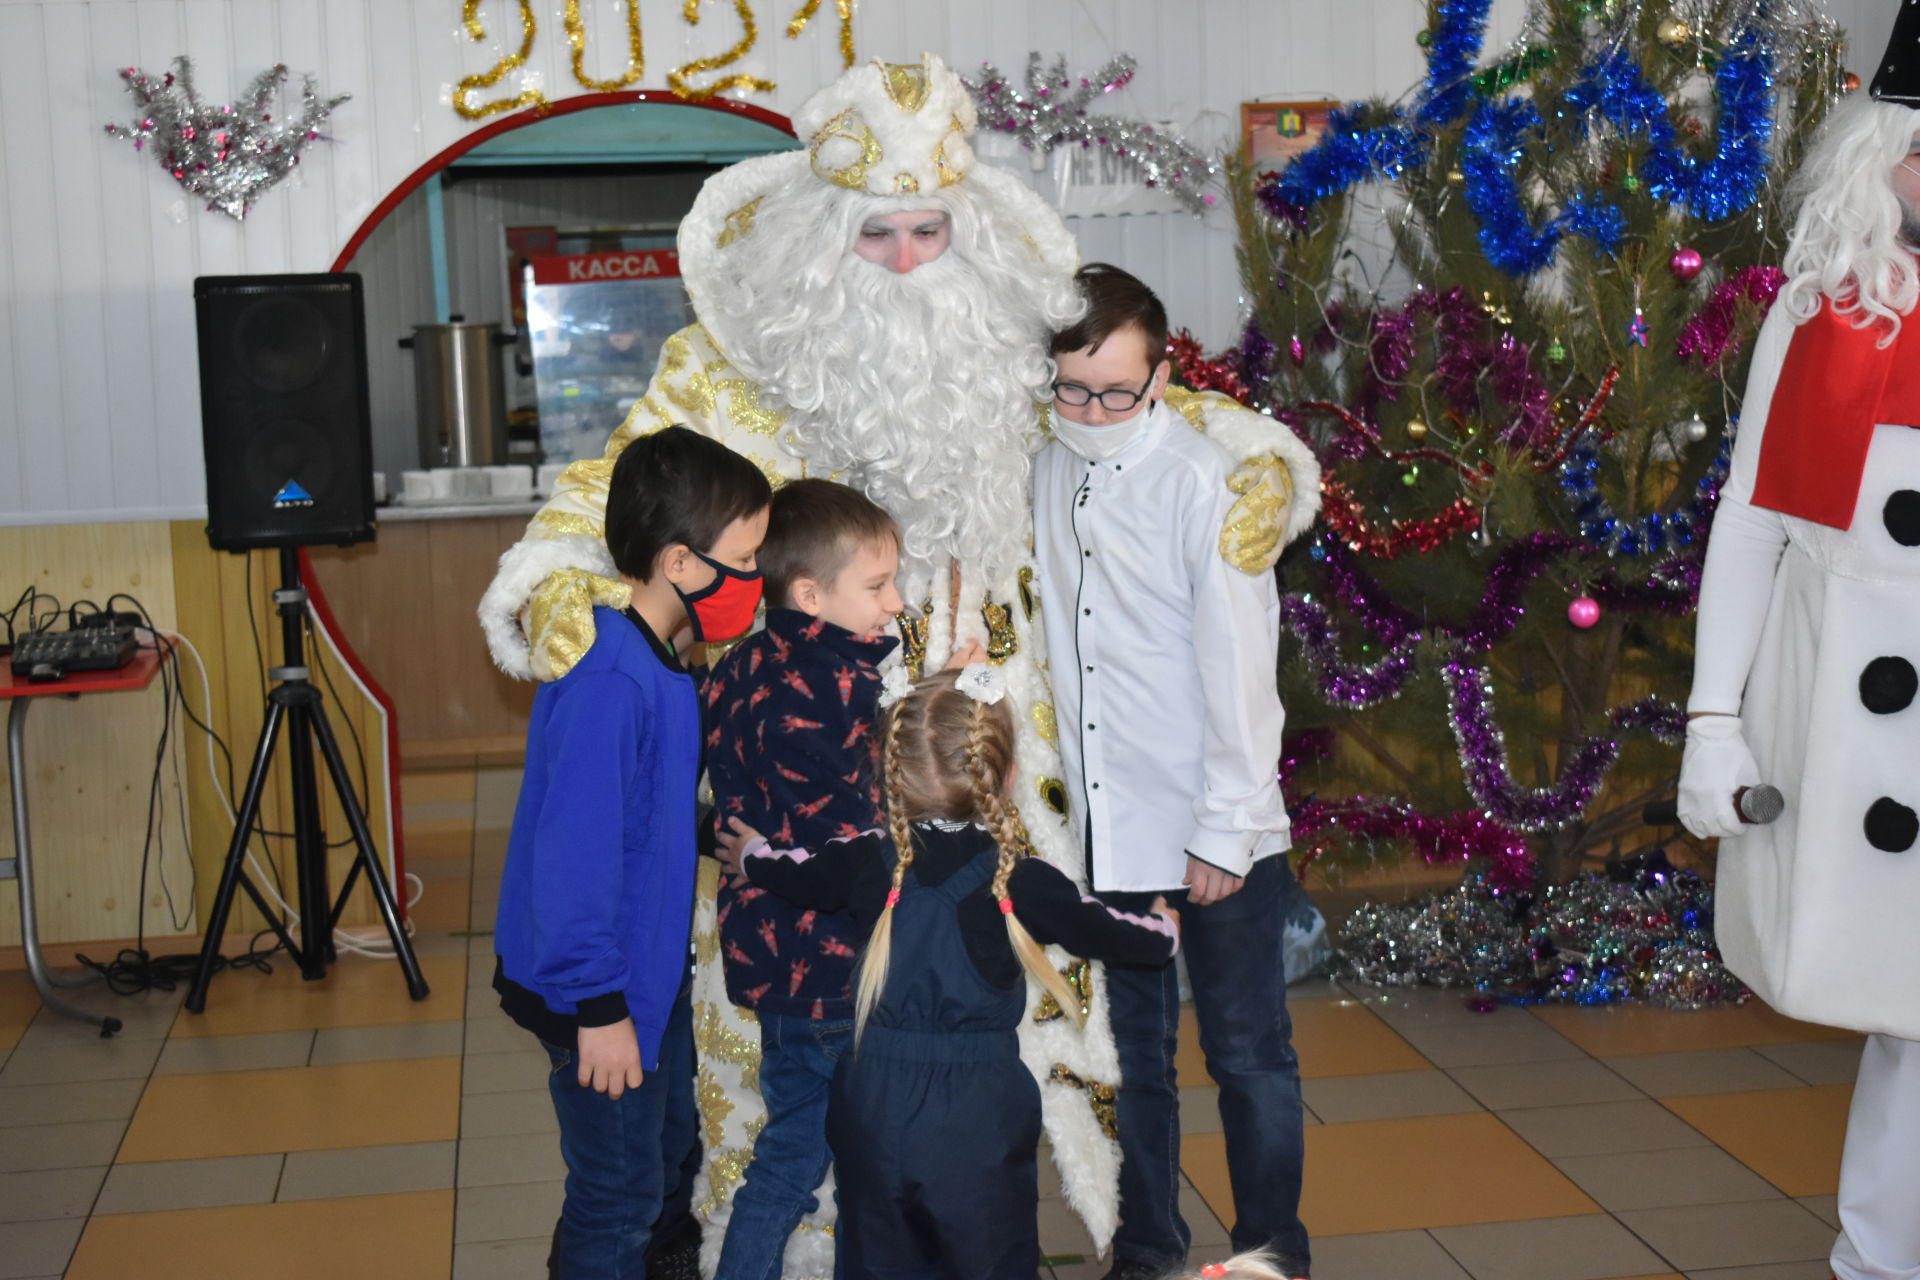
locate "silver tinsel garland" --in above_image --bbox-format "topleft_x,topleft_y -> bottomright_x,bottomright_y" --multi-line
963,53 -> 1219,214
104,57 -> 350,221
1338,854 -> 1748,1010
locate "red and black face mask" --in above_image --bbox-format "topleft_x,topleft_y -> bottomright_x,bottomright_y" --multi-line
673,548 -> 763,643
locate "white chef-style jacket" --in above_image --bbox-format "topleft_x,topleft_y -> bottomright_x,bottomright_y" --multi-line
1032,400 -> 1292,893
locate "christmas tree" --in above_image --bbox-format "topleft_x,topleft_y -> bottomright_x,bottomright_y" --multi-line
1184,0 -> 1846,894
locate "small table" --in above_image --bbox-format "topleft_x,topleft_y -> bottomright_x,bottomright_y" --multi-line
1,649 -> 163,1037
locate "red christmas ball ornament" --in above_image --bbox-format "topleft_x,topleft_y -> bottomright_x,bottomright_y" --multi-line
1843,70 -> 1862,93
1669,246 -> 1704,281
1568,596 -> 1602,629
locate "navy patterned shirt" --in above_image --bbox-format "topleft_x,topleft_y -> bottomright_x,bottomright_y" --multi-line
706,608 -> 898,1019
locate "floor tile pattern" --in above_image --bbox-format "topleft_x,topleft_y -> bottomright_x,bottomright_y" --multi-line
0,765 -> 1862,1279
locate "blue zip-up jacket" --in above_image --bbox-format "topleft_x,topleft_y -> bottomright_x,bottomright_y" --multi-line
493,605 -> 700,1068
706,608 -> 897,1018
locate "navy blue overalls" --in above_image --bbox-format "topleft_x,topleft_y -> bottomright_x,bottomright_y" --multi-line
826,841 -> 1043,1279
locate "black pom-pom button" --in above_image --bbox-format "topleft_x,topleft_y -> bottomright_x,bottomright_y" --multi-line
1885,490 -> 1920,547
1865,797 -> 1920,852
1859,656 -> 1919,714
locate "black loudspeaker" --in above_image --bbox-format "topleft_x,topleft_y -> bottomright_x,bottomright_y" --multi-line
195,273 -> 375,550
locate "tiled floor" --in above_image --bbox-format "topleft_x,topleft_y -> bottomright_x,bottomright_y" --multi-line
0,764 -> 1861,1279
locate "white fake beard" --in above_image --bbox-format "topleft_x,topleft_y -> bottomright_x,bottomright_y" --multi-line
726,252 -> 1053,603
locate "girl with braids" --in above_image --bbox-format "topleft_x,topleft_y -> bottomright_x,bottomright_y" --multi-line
717,664 -> 1180,1278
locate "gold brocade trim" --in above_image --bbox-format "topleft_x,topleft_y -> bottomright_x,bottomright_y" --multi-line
712,376 -> 785,437
1221,453 -> 1294,576
898,608 -> 930,680
893,172 -> 920,194
1030,702 -> 1058,748
879,61 -> 930,111
1164,386 -> 1210,433
1038,776 -> 1068,817
1031,958 -> 1092,1023
717,195 -> 764,249
693,1000 -> 762,1092
660,330 -> 695,378
528,570 -> 631,682
558,454 -> 617,498
696,1065 -> 733,1147
934,115 -> 967,187
531,509 -> 603,541
1048,1065 -> 1119,1141
981,597 -> 1017,664
808,107 -> 883,192
1017,566 -> 1038,621
698,1145 -> 753,1216
662,354 -> 719,421
693,927 -> 720,966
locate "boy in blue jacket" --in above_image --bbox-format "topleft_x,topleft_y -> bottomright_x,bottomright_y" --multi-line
493,425 -> 772,1278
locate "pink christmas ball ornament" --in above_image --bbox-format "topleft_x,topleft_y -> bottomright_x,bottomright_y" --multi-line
1669,246 -> 1704,281
1567,596 -> 1602,628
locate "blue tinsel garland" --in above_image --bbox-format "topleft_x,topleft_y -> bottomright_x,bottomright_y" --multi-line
1259,7 -> 1780,274
1557,435 -> 1733,556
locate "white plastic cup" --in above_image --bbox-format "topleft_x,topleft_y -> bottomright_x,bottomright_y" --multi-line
371,472 -> 389,504
401,470 -> 434,501
488,465 -> 533,498
537,463 -> 568,496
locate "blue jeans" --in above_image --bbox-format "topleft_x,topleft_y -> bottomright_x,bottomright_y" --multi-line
714,1011 -> 852,1280
541,977 -> 699,1279
1101,854 -> 1310,1273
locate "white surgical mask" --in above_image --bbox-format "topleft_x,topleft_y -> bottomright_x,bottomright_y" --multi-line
1051,398 -> 1154,463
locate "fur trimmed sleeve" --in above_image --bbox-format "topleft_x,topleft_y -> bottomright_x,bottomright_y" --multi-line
1166,388 -> 1323,573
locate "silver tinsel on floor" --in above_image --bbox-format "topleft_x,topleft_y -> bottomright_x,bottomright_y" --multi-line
1337,852 -> 1748,1009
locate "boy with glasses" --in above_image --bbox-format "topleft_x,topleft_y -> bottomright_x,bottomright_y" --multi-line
1032,264 -> 1314,1279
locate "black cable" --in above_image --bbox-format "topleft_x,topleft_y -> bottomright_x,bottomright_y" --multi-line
305,612 -> 372,821
69,595 -> 288,995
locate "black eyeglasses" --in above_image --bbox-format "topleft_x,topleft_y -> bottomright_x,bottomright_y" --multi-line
1052,373 -> 1155,412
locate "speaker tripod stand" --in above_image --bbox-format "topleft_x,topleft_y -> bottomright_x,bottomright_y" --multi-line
186,547 -> 429,1013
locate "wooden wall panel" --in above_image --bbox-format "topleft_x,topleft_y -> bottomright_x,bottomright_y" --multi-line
0,522 -> 183,947
306,514 -> 534,749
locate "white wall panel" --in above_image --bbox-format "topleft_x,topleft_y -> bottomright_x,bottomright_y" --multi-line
0,0 -> 1886,525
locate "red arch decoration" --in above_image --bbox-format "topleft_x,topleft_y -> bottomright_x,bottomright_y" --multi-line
329,90 -> 796,271
310,92 -> 796,912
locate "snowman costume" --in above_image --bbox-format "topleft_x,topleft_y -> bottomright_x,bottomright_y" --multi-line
1680,26 -> 1920,1275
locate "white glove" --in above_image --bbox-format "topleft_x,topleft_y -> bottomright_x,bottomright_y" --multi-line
1676,715 -> 1763,840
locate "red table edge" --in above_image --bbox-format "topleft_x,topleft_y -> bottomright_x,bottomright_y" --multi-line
0,647 -> 164,698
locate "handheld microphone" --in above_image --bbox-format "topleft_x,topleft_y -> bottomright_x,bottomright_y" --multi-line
1643,784 -> 1785,828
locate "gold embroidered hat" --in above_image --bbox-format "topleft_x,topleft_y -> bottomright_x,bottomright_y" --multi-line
793,53 -> 978,196
676,52 -> 1079,368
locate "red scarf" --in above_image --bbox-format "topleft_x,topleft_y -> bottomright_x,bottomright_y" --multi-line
1752,302 -> 1920,529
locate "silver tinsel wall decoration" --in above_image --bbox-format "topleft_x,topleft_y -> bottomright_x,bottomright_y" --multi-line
103,57 -> 350,221
964,53 -> 1219,214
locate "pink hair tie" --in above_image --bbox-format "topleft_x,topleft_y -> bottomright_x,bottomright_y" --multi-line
997,896 -> 1014,915
885,889 -> 901,909
1200,1265 -> 1229,1279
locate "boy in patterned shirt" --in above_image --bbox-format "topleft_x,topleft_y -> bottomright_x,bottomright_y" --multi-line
706,479 -> 977,1278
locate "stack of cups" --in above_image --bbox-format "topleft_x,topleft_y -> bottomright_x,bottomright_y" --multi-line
537,462 -> 568,497
488,465 -> 533,499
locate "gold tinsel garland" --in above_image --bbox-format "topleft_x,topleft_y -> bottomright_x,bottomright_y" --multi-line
565,0 -> 644,92
453,0 -> 858,121
454,0 -> 545,120
669,0 -> 774,101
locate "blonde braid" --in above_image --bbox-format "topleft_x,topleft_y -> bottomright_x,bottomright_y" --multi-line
853,706 -> 916,1043
964,707 -> 1085,1027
